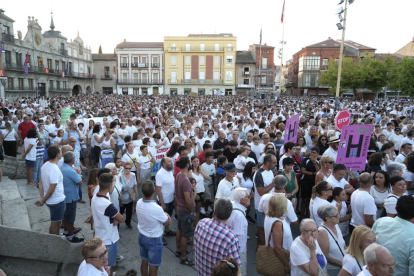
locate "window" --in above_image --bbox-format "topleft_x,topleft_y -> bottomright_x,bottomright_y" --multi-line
49,80 -> 53,89
171,71 -> 177,83
227,43 -> 232,51
57,81 -> 60,89
152,56 -> 159,66
122,73 -> 128,81
55,60 -> 59,71
243,79 -> 250,85
104,66 -> 110,77
214,56 -> 220,67
122,56 -> 128,64
200,44 -> 205,51
226,71 -> 233,83
28,79 -> 33,89
226,55 -> 233,65
322,59 -> 329,70
185,55 -> 190,66
214,71 -> 219,83
262,57 -> 267,69
303,56 -> 321,70
37,56 -> 42,67
133,73 -> 139,82
5,51 -> 11,64
184,88 -> 191,95
141,56 -> 147,65
171,55 -> 176,66
142,88 -> 148,95
261,76 -> 267,84
63,82 -> 67,89
185,71 -> 191,82
62,61 -> 66,71
171,43 -> 176,51
215,44 -> 220,51
103,87 -> 113,95
199,71 -> 205,83
170,88 -> 178,95
200,55 -> 205,66
19,78 -> 24,89
302,72 -> 319,87
7,77 -> 13,89
142,72 -> 148,83
243,67 -> 250,75
122,88 -> 128,95
198,88 -> 205,95
4,25 -> 10,35
153,72 -> 159,83
133,57 -> 139,65
47,59 -> 52,69
15,53 -> 22,66
185,44 -> 190,51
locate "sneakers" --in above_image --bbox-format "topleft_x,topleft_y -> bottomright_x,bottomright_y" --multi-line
200,207 -> 206,215
126,224 -> 133,230
116,255 -> 124,262
68,236 -> 84,243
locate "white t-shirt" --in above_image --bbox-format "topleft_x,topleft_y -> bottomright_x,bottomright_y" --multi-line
253,169 -> 274,210
264,216 -> 293,250
117,128 -> 129,146
251,143 -> 265,161
383,194 -> 399,215
237,173 -> 254,194
322,147 -> 338,162
138,155 -> 152,170
77,260 -> 109,276
342,254 -> 362,276
350,190 -> 377,227
330,200 -> 349,236
226,202 -> 248,253
24,138 -> 37,161
215,177 -> 240,201
290,237 -> 327,276
155,168 -> 175,204
258,191 -> 297,225
192,171 -> 205,193
122,151 -> 139,172
136,199 -> 168,238
1,128 -> 16,141
201,163 -> 215,186
41,162 -> 65,205
91,194 -> 120,245
327,175 -> 349,189
309,197 -> 330,227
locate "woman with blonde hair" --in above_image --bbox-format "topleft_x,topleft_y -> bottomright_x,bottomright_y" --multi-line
264,194 -> 293,275
315,156 -> 334,184
337,225 -> 376,276
309,181 -> 334,227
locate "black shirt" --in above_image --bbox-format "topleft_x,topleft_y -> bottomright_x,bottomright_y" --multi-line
223,148 -> 238,163
213,138 -> 228,150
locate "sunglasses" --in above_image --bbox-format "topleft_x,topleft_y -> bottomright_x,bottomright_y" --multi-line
326,161 -> 334,164
89,249 -> 108,260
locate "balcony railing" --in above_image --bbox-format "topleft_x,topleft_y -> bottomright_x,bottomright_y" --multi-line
3,63 -> 24,71
167,46 -> 230,52
120,63 -> 129,68
5,86 -> 36,91
117,79 -> 163,85
243,71 -> 250,75
59,48 -> 68,56
101,75 -> 113,80
131,63 -> 147,68
70,72 -> 96,79
49,87 -> 70,92
179,79 -> 224,84
2,33 -> 15,43
237,84 -> 254,88
152,63 -> 160,68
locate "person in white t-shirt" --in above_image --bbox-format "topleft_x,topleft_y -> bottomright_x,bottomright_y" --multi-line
350,173 -> 377,230
116,123 -> 129,150
215,163 -> 240,202
35,145 -> 66,235
78,237 -> 110,276
309,181 -> 336,227
327,164 -> 355,195
137,180 -> 171,274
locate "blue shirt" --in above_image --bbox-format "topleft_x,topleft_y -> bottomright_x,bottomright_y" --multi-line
63,130 -> 80,148
373,216 -> 414,276
60,163 -> 82,203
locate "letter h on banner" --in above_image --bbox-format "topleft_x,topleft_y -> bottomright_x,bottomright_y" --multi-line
288,122 -> 297,140
346,135 -> 364,158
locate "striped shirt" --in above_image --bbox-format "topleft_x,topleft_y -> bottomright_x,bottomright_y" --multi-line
36,145 -> 44,159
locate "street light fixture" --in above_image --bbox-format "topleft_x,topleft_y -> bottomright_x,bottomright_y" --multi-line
336,23 -> 344,30
338,14 -> 344,22
337,7 -> 344,14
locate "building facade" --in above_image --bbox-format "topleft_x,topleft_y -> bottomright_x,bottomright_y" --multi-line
92,54 -> 117,94
235,51 -> 256,96
164,33 -> 237,95
395,37 -> 414,57
249,43 -> 277,97
115,41 -> 164,95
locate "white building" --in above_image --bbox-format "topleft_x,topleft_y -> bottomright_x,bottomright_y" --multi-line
115,41 -> 164,95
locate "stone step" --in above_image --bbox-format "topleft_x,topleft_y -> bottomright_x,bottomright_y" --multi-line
0,177 -> 31,231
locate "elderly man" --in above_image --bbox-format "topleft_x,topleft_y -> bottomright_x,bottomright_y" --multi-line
358,244 -> 395,276
350,173 -> 377,231
322,136 -> 340,162
60,151 -> 83,243
215,163 -> 240,202
226,187 -> 250,276
373,196 -> 414,276
194,198 -> 241,276
78,237 -> 110,276
17,115 -> 35,141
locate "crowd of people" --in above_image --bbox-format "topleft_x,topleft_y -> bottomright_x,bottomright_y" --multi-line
0,94 -> 414,276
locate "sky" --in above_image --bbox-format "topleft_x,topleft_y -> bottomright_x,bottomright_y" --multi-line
2,0 -> 413,65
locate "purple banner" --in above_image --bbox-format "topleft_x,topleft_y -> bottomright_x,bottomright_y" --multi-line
337,124 -> 373,171
284,113 -> 300,143
0,42 -> 2,53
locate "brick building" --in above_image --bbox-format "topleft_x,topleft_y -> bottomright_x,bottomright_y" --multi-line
249,43 -> 276,96
235,51 -> 255,96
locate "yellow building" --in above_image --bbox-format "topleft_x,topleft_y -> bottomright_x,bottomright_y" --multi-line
395,38 -> 414,57
164,33 -> 237,95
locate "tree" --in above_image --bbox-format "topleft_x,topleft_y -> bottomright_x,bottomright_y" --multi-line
359,53 -> 388,97
318,57 -> 362,95
98,45 -> 102,54
384,55 -> 400,92
396,58 -> 414,96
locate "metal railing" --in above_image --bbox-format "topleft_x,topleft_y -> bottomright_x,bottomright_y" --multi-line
167,46 -> 230,52
49,87 -> 70,92
131,63 -> 147,68
5,86 -> 36,91
3,63 -> 24,71
151,63 -> 160,68
59,48 -> 68,56
117,79 -> 163,85
120,63 -> 129,68
101,75 -> 113,80
2,33 -> 15,43
179,79 -> 224,84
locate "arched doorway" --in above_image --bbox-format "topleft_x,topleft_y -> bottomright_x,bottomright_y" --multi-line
72,85 -> 82,96
86,86 -> 92,94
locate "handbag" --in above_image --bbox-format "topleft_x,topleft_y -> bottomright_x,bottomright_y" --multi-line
256,220 -> 290,276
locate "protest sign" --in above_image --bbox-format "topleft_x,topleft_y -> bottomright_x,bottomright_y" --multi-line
61,108 -> 75,124
284,113 -> 300,143
337,124 -> 373,171
335,110 -> 351,131
151,146 -> 171,176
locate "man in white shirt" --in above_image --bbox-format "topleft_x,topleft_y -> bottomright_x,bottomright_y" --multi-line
304,125 -> 317,146
155,157 -> 175,240
137,180 -> 171,275
116,123 -> 128,150
258,175 -> 298,225
215,163 -> 240,201
327,164 -> 355,195
195,130 -> 206,153
322,136 -> 340,162
227,188 -> 250,276
35,145 -> 66,235
357,244 -> 395,276
350,173 -> 377,231
400,130 -> 414,147
78,237 -> 111,276
395,143 -> 412,163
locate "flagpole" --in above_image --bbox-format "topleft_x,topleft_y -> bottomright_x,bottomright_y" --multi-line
259,24 -> 262,98
279,0 -> 286,96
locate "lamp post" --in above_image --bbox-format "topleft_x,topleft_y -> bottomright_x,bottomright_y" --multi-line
335,0 -> 354,111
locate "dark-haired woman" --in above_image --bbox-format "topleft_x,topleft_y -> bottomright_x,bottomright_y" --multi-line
316,135 -> 329,155
236,161 -> 256,224
309,181 -> 334,227
367,152 -> 383,175
370,171 -> 390,218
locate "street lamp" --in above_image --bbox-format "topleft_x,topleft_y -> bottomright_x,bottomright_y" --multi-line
335,0 -> 355,111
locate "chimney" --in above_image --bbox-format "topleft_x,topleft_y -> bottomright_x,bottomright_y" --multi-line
124,39 -> 126,42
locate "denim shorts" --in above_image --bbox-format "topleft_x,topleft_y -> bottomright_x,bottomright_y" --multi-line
63,201 -> 77,223
46,200 -> 66,222
138,233 -> 163,266
256,209 -> 266,228
165,201 -> 175,217
25,159 -> 36,167
106,241 -> 119,267
177,211 -> 194,238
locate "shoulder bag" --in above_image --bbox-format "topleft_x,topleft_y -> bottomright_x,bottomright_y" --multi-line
256,220 -> 290,276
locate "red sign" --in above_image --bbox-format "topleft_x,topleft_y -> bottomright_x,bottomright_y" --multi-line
0,69 -> 5,77
44,68 -> 49,74
335,110 -> 351,131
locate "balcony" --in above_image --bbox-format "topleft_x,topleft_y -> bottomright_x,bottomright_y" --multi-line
151,63 -> 160,68
59,48 -> 68,56
3,63 -> 24,71
243,71 -> 250,76
117,79 -> 163,85
71,72 -> 96,79
131,63 -> 147,68
2,33 -> 15,43
49,87 -> 70,93
121,63 -> 129,68
179,79 -> 224,84
5,86 -> 36,91
101,75 -> 113,80
237,84 -> 254,89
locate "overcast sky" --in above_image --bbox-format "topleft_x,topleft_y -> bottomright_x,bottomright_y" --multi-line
3,0 -> 413,65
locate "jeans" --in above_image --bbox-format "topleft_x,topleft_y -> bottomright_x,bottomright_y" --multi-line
78,185 -> 83,200
32,158 -> 43,183
106,241 -> 119,267
138,233 -> 163,266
